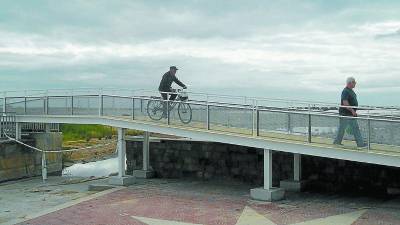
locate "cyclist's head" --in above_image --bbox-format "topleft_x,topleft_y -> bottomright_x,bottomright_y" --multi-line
169,66 -> 178,75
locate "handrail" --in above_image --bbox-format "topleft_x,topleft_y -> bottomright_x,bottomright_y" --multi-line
4,93 -> 400,120
2,88 -> 400,110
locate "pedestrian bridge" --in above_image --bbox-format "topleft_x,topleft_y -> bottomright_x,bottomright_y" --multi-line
1,88 -> 399,200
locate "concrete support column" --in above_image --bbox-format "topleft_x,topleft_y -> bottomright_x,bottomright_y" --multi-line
109,127 -> 135,186
117,128 -> 126,178
15,122 -> 21,140
143,131 -> 150,171
264,148 -> 272,189
280,153 -> 307,192
41,151 -> 47,181
133,131 -> 155,178
294,153 -> 301,181
250,149 -> 284,201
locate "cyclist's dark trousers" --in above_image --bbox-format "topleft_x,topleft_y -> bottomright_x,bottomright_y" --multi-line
161,93 -> 177,117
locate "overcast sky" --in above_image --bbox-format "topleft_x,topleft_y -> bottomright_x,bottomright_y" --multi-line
1,0 -> 399,105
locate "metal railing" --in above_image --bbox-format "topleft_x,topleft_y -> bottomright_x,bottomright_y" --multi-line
0,112 -> 16,139
2,88 -> 400,111
3,91 -> 400,154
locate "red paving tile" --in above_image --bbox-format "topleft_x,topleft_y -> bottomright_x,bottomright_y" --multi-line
18,184 -> 400,225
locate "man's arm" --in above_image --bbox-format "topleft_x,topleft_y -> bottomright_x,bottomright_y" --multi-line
173,76 -> 186,88
342,100 -> 357,116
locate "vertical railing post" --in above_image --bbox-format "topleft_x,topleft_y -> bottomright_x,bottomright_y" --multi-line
287,111 -> 291,134
45,90 -> 49,115
132,97 -> 135,120
308,104 -> 312,143
367,113 -> 371,151
24,97 -> 27,114
2,92 -> 6,113
167,97 -> 170,125
3,97 -> 7,113
206,104 -> 210,130
256,106 -> 260,137
98,92 -> 103,117
71,95 -> 74,115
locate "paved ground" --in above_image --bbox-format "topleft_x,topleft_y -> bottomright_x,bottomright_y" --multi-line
1,177 -> 400,225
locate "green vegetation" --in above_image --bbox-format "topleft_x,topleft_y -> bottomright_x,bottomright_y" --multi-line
61,124 -> 142,142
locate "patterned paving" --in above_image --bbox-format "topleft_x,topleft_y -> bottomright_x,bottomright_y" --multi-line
18,180 -> 400,225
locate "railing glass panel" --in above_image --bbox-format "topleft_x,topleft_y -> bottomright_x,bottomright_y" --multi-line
103,96 -> 132,118
208,105 -> 253,135
139,97 -> 167,124
258,109 -> 308,142
25,97 -> 45,115
72,95 -> 99,115
48,96 -> 72,115
369,119 -> 400,154
168,101 -> 207,130
5,97 -> 25,114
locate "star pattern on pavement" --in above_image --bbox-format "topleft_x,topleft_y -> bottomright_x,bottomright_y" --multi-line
132,206 -> 367,225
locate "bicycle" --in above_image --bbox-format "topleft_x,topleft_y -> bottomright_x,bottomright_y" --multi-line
147,89 -> 192,124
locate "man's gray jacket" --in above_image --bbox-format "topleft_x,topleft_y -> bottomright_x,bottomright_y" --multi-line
158,71 -> 186,92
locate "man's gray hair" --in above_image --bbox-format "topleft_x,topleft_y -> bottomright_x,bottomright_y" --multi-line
346,77 -> 355,84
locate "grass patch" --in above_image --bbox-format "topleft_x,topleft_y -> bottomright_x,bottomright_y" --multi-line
61,124 -> 142,142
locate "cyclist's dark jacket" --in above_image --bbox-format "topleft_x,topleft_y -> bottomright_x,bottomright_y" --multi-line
158,71 -> 186,92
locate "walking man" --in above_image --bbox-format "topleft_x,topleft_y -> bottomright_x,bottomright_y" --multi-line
333,77 -> 366,147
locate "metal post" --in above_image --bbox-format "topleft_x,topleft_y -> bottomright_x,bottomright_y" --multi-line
287,112 -> 291,134
132,98 -> 135,120
252,99 -> 256,136
98,94 -> 103,116
256,109 -> 260,136
45,97 -> 49,115
2,92 -> 6,113
367,116 -> 371,151
264,149 -> 272,190
308,104 -> 312,143
167,98 -> 170,125
71,96 -> 74,115
24,97 -> 27,114
117,128 -> 126,178
45,90 -> 49,115
294,153 -> 301,181
206,104 -> 210,130
143,131 -> 150,171
3,97 -> 6,113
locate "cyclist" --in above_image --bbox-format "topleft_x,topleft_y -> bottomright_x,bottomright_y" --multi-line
158,66 -> 187,117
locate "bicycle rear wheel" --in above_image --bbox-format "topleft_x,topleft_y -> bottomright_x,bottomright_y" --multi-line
147,99 -> 164,121
178,102 -> 192,124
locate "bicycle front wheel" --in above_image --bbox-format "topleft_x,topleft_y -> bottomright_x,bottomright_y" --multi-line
147,99 -> 164,121
178,102 -> 192,124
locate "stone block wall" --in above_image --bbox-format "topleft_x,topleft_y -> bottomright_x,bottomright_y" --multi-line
0,132 -> 62,182
126,139 -> 292,186
127,137 -> 400,195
